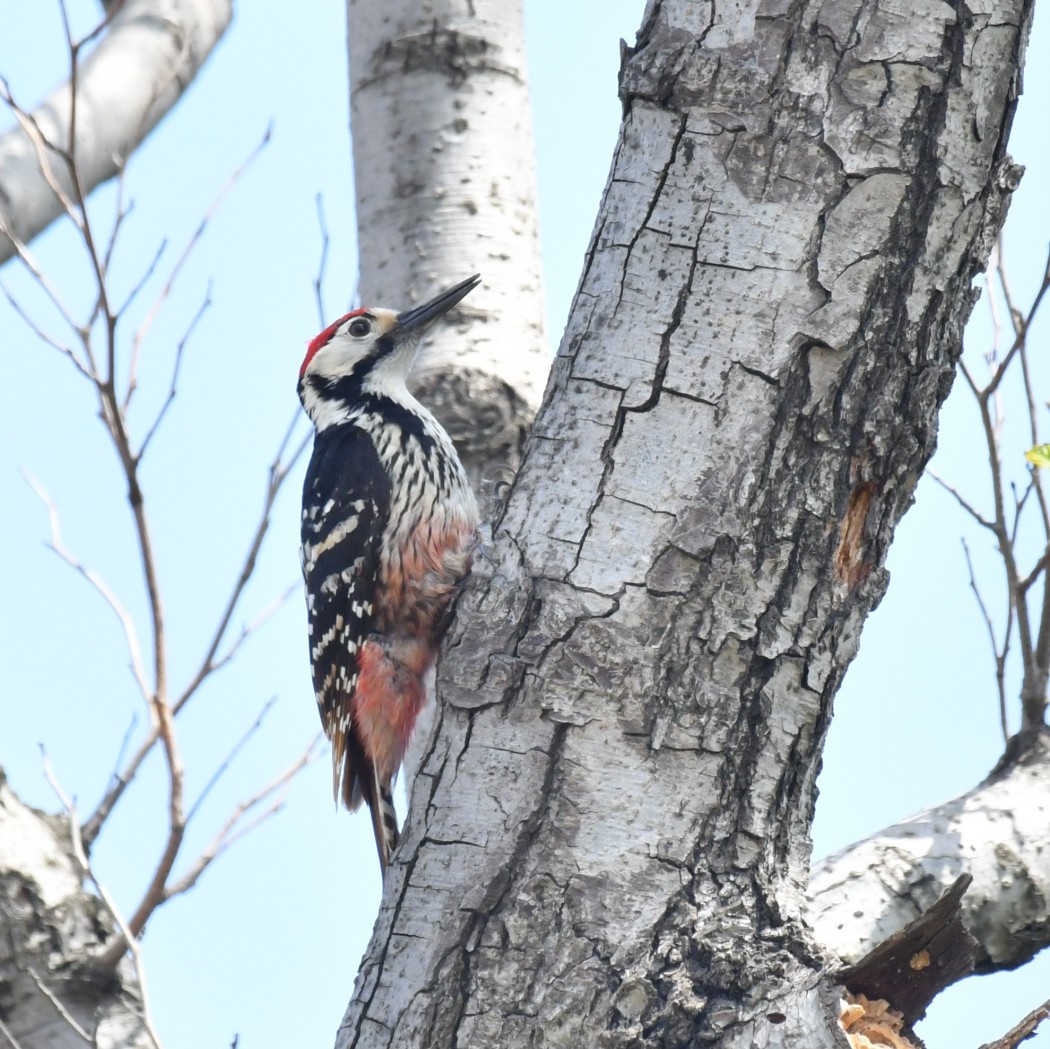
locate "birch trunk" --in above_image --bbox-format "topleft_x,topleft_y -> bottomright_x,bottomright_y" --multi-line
346,0 -> 547,484
336,0 -> 1033,1043
0,775 -> 152,1049
0,0 -> 231,264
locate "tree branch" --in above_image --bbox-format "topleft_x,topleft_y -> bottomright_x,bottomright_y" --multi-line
809,730 -> 1050,975
0,0 -> 233,264
22,471 -> 151,704
980,997 -> 1050,1049
41,753 -> 165,1048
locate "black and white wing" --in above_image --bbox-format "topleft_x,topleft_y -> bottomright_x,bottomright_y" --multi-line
300,425 -> 391,809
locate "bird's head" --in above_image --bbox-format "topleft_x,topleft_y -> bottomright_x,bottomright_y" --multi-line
298,274 -> 481,428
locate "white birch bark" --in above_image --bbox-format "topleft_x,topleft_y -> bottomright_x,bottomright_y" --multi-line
809,732 -> 1050,972
336,0 -> 1033,1043
0,0 -> 231,265
346,0 -> 547,482
0,775 -> 152,1049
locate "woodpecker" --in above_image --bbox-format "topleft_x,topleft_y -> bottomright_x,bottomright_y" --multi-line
298,274 -> 481,873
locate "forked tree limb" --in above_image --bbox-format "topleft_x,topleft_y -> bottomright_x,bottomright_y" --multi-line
0,0 -> 232,265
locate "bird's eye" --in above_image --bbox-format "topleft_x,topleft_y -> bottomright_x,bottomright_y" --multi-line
347,318 -> 372,338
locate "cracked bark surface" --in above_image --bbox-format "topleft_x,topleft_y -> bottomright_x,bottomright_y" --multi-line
346,0 -> 548,488
0,0 -> 232,265
337,0 -> 1033,1044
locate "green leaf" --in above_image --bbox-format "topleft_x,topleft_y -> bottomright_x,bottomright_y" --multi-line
1025,444 -> 1050,468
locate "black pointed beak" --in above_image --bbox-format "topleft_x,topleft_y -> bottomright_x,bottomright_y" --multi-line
394,274 -> 482,336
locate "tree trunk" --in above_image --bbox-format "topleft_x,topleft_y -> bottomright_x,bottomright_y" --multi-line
336,0 -> 1032,1043
346,0 -> 548,485
0,0 -> 231,264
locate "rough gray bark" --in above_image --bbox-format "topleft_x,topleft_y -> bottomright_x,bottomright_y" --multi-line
0,774 -> 151,1049
336,0 -> 1033,1044
810,729 -> 1050,974
346,0 -> 548,486
0,0 -> 232,265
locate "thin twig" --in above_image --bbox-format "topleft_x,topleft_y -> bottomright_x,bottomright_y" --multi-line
1017,338 -> 1049,539
994,235 -> 1025,338
82,417 -> 310,844
137,281 -> 213,459
101,164 -> 131,281
57,0 -> 117,373
926,469 -> 994,531
1019,546 -> 1050,594
0,281 -> 93,379
962,539 -> 1010,744
128,124 -> 273,403
164,735 -> 323,900
0,217 -> 90,354
200,584 -> 298,684
0,1017 -> 26,1049
173,410 -> 310,714
26,970 -> 92,1043
984,247 -> 1050,399
0,76 -> 79,224
116,236 -> 167,319
314,192 -> 330,328
186,696 -> 277,824
41,750 -> 165,1049
22,471 -> 151,703
979,997 -> 1050,1049
985,251 -> 1003,367
74,0 -> 126,52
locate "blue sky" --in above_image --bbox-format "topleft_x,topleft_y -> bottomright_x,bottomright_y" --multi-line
1,2 -> 1048,1046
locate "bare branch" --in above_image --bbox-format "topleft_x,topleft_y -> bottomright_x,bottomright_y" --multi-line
953,245 -> 1050,737
979,997 -> 1050,1049
926,469 -> 994,531
185,696 -> 277,824
0,280 -> 94,380
82,417 -> 310,844
129,124 -> 272,401
137,280 -> 213,459
41,751 -> 165,1049
0,76 -> 80,224
197,583 -> 298,683
22,471 -> 151,703
0,217 -> 90,356
984,253 -> 1004,367
174,409 -> 310,715
1017,343 -> 1049,539
0,0 -> 233,264
26,969 -> 92,1043
984,247 -> 1050,399
164,735 -> 323,901
962,539 -> 1010,743
314,192 -> 330,328
100,162 -> 132,282
116,236 -> 168,319
994,236 -> 1025,339
0,1017 -> 27,1049
1019,546 -> 1050,595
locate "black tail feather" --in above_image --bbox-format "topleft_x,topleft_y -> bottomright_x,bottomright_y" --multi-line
369,778 -> 400,873
341,736 -> 399,874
